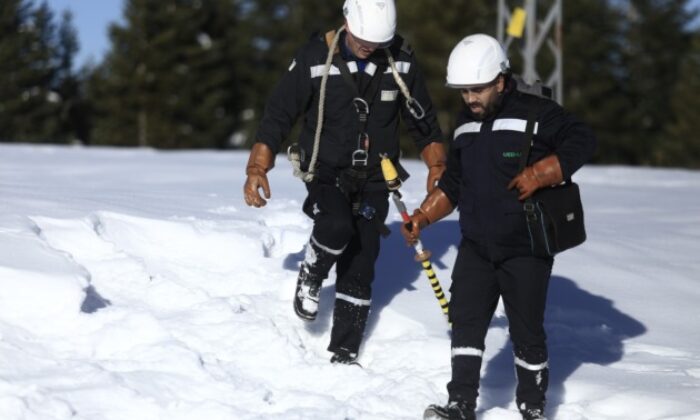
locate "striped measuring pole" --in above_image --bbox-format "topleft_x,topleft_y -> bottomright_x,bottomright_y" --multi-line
380,155 -> 450,320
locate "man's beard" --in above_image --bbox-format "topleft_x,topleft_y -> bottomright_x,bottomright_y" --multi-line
467,100 -> 499,121
467,93 -> 503,121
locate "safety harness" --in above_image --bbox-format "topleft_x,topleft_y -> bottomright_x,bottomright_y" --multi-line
288,25 -> 425,184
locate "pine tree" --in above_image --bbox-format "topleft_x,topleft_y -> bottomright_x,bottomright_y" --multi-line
0,0 -> 78,143
620,0 -> 695,165
21,1 -> 62,141
90,0 -> 175,147
89,0 -> 246,148
397,0 -> 494,154
560,0 -> 631,164
235,0 -> 305,148
662,31 -> 700,167
0,0 -> 31,140
0,0 -> 63,142
54,9 -> 85,143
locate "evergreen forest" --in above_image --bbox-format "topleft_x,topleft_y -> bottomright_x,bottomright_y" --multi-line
1,0 -> 698,167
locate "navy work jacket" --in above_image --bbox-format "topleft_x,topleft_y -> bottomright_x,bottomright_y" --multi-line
255,31 -> 442,187
438,81 -> 597,259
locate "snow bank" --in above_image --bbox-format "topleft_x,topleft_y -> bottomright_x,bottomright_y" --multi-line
0,144 -> 699,420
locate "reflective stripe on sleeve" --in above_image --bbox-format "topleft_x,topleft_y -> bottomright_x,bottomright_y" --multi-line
453,122 -> 483,139
492,118 -> 539,134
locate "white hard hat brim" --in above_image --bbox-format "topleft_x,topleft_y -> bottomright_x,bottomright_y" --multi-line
445,74 -> 502,89
350,32 -> 395,48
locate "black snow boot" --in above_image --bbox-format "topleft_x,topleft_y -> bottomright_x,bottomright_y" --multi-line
293,267 -> 323,321
330,348 -> 359,365
293,238 -> 339,321
518,402 -> 546,420
423,401 -> 476,420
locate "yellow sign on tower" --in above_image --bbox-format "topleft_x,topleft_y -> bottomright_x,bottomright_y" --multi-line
507,7 -> 527,38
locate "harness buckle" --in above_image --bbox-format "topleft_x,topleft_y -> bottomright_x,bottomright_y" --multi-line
352,149 -> 368,166
353,132 -> 369,166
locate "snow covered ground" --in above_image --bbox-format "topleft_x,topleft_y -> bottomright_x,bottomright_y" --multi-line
0,143 -> 699,420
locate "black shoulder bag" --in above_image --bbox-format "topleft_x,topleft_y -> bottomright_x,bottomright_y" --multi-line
518,108 -> 587,257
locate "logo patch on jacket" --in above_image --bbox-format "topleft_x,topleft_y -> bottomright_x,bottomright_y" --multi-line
502,151 -> 521,158
381,90 -> 399,101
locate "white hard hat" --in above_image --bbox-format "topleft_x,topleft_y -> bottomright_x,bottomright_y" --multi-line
343,0 -> 396,45
446,34 -> 510,88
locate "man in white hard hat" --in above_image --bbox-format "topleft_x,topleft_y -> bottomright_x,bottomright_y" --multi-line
402,34 -> 596,419
244,0 -> 445,365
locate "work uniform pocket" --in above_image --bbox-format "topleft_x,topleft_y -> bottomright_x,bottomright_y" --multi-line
302,182 -> 350,220
380,90 -> 399,102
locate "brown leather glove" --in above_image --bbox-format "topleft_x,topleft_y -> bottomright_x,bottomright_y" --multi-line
243,142 -> 275,207
421,141 -> 447,193
507,154 -> 563,200
401,187 -> 454,245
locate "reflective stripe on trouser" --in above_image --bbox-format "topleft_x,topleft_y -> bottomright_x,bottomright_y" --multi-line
327,189 -> 388,356
299,235 -> 344,283
447,240 -> 553,405
300,183 -> 355,282
514,351 -> 549,407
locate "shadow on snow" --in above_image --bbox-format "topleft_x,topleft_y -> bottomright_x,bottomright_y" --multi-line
480,275 -> 647,417
280,220 -> 460,340
281,219 -> 646,419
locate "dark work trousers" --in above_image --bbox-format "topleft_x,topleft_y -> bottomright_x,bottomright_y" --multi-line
302,181 -> 389,356
447,239 -> 553,407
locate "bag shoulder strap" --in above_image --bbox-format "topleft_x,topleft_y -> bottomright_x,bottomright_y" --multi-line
518,101 -> 539,215
517,104 -> 538,173
517,97 -> 573,186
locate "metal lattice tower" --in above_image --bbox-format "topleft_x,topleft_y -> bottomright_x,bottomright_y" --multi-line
497,0 -> 563,104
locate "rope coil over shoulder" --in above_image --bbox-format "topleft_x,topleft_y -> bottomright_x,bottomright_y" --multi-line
288,26 -> 344,183
289,26 -> 425,183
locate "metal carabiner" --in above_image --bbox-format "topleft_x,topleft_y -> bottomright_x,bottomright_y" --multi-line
405,97 -> 426,120
287,143 -> 305,162
353,97 -> 370,118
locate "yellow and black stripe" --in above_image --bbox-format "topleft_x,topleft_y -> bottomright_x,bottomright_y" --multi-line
421,259 -> 449,317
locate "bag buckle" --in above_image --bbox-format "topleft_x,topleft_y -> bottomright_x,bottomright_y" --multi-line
523,202 -> 537,221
